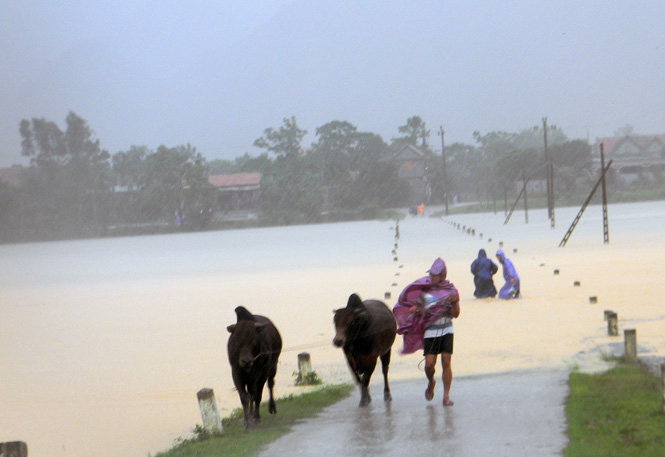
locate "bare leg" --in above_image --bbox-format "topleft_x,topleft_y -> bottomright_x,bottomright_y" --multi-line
424,354 -> 437,401
441,353 -> 454,406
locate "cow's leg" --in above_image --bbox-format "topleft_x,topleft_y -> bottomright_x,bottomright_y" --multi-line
233,373 -> 253,428
252,380 -> 264,423
238,388 -> 252,428
267,363 -> 277,415
358,358 -> 378,407
380,349 -> 392,402
344,352 -> 363,384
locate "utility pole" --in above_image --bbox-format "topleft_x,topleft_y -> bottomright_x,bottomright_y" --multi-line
600,144 -> 609,244
523,164 -> 528,224
438,126 -> 449,215
542,117 -> 555,228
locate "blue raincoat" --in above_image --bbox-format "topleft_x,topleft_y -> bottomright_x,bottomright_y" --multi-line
470,249 -> 498,298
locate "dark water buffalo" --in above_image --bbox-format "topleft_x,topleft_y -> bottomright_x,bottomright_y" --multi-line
227,306 -> 282,428
333,293 -> 397,407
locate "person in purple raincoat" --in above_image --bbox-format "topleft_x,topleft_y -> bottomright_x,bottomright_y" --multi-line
496,249 -> 520,299
393,257 -> 460,406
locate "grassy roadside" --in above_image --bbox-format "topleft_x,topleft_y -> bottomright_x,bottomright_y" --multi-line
154,364 -> 665,457
153,383 -> 353,457
565,363 -> 665,457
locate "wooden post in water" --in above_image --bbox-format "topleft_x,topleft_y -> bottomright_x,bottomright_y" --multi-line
0,441 -> 28,457
624,329 -> 637,363
607,312 -> 618,336
196,388 -> 223,434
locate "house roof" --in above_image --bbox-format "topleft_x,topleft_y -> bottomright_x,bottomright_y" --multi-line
595,134 -> 665,156
0,165 -> 25,187
390,144 -> 425,161
208,172 -> 261,190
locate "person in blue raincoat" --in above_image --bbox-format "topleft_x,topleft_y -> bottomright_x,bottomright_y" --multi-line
470,249 -> 498,298
496,249 -> 520,299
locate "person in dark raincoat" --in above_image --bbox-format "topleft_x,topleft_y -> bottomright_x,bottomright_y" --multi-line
470,249 -> 498,298
496,249 -> 521,299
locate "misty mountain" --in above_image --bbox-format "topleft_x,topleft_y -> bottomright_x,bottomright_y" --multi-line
1,0 -> 663,167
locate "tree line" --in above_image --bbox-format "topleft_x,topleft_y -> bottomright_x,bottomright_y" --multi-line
0,112 -> 596,244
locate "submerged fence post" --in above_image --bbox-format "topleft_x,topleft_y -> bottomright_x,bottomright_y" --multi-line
0,441 -> 28,457
623,329 -> 637,363
607,312 -> 618,336
196,388 -> 223,435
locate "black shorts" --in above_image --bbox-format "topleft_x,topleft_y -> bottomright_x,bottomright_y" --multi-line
423,334 -> 454,355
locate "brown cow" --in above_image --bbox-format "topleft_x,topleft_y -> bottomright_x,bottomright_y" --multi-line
333,293 -> 396,407
227,306 -> 282,428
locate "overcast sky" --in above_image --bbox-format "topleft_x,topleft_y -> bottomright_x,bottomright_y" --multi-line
1,0 -> 664,166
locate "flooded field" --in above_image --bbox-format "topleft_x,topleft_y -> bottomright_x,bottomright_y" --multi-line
1,201 -> 664,457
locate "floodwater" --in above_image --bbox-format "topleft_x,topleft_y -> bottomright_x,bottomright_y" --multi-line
1,201 -> 664,457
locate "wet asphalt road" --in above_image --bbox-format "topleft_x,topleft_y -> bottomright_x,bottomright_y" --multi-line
256,369 -> 568,457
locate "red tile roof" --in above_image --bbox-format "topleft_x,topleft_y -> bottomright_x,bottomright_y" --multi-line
595,134 -> 665,155
208,172 -> 261,188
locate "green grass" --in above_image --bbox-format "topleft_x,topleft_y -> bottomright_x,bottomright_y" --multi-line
153,383 -> 353,457
565,363 -> 665,457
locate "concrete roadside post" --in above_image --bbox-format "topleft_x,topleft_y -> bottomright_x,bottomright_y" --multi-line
607,312 -> 618,336
196,388 -> 223,435
298,352 -> 312,380
623,329 -> 637,363
661,363 -> 665,414
0,441 -> 28,457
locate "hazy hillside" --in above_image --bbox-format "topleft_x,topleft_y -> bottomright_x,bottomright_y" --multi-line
1,0 -> 663,166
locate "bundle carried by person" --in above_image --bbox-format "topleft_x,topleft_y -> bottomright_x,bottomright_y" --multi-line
393,276 -> 458,354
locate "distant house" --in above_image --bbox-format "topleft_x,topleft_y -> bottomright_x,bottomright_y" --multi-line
389,144 -> 430,205
0,165 -> 25,187
208,172 -> 261,214
594,135 -> 665,185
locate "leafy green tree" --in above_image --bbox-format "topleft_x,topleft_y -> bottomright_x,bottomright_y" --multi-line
18,112 -> 112,237
253,117 -> 323,223
514,126 -> 568,150
550,140 -> 592,169
339,160 -> 409,210
392,115 -> 431,150
312,120 -> 357,185
253,116 -> 307,159
549,140 -> 594,192
311,121 -> 397,210
113,145 -> 149,191
0,179 -> 22,242
233,152 -> 273,173
140,144 -> 215,229
259,158 -> 323,224
425,142 -> 478,203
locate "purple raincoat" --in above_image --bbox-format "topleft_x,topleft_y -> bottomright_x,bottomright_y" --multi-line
496,249 -> 520,299
393,276 -> 459,354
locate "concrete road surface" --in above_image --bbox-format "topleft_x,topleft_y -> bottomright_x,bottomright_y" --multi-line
256,369 -> 568,457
